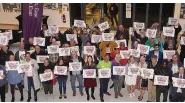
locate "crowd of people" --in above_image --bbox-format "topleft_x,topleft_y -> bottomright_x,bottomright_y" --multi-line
0,17 -> 185,103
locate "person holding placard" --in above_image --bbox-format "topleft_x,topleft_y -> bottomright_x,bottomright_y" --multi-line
23,52 -> 40,102
15,42 -> 26,61
155,61 -> 172,102
131,29 -> 148,45
97,54 -> 112,102
49,37 -> 59,65
145,38 -> 155,51
154,32 -> 164,52
137,55 -> 148,101
6,55 -> 24,102
83,55 -> 97,101
0,65 -> 6,102
125,56 -> 139,98
25,37 -> 35,51
55,58 -> 68,99
115,25 -> 129,46
147,55 -> 160,102
0,45 -> 14,66
179,33 -> 185,64
171,67 -> 185,102
39,59 -> 54,99
111,54 -> 124,98
69,51 -> 84,97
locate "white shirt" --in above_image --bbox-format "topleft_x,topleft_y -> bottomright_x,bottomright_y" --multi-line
172,64 -> 178,74
154,51 -> 159,61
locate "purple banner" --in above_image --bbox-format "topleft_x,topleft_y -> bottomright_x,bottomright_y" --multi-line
22,3 -> 43,44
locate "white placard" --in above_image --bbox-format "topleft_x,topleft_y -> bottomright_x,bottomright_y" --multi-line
163,50 -> 175,59
69,62 -> 82,71
133,22 -> 145,29
98,21 -> 110,31
163,27 -> 175,37
115,39 -> 127,48
66,34 -> 78,42
154,75 -> 169,86
74,20 -> 86,28
98,69 -> 111,78
70,46 -> 80,56
5,61 -> 19,71
0,70 -> 3,79
120,50 -> 130,59
0,36 -> 8,45
83,69 -> 96,78
0,30 -> 13,40
172,77 -> 185,88
129,49 -> 140,58
56,41 -> 61,46
127,67 -> 140,76
146,29 -> 157,38
126,10 -> 131,18
182,24 -> 185,32
47,45 -> 59,54
102,33 -> 114,41
137,44 -> 150,55
140,68 -> 154,79
129,27 -> 134,35
48,25 -> 59,34
113,66 -> 125,75
126,3 -> 131,10
19,51 -> 25,61
36,55 -> 49,63
39,71 -> 54,82
18,63 -> 32,73
33,37 -> 45,46
44,30 -> 52,37
91,35 -> 102,43
180,36 -> 185,45
59,47 -> 71,56
54,66 -> 68,75
168,17 -> 179,26
83,46 -> 96,55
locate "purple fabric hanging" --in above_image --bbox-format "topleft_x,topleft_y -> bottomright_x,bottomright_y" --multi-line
22,3 -> 43,44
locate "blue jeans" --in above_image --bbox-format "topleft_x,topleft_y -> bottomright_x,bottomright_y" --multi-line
57,76 -> 67,94
99,78 -> 109,97
70,74 -> 83,93
27,77 -> 37,99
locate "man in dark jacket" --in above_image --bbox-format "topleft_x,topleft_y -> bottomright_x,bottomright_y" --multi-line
171,66 -> 185,102
155,61 -> 172,102
0,46 -> 14,66
115,25 -> 129,46
109,3 -> 118,26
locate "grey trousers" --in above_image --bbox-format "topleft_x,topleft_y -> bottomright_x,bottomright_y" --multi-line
113,76 -> 124,93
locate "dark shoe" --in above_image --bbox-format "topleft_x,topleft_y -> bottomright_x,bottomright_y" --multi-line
73,92 -> 76,96
115,93 -> 118,98
122,84 -> 125,88
11,98 -> 15,102
59,96 -> 62,99
100,97 -> 104,102
110,83 -> 114,89
80,92 -> 84,96
34,97 -> 37,102
104,92 -> 111,96
147,101 -> 151,102
64,95 -> 67,99
27,98 -> 31,102
91,95 -> 95,100
138,96 -> 143,101
118,93 -> 123,97
87,96 -> 90,101
20,96 -> 24,101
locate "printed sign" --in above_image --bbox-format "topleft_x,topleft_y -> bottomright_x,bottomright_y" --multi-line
0,30 -> 13,40
133,22 -> 145,29
54,66 -> 68,75
146,29 -> 157,38
5,61 -> 19,71
0,70 -> 3,79
98,69 -> 111,78
115,39 -> 127,48
163,50 -> 175,59
59,47 -> 71,56
137,44 -> 150,55
84,46 -> 96,55
120,50 -> 130,59
44,30 -> 52,37
129,27 -> 134,35
102,33 -> 114,41
129,49 -> 140,58
0,36 -> 8,45
66,34 -> 78,42
48,25 -> 59,34
19,51 -> 25,61
36,55 -> 49,63
47,45 -> 59,54
18,63 -> 32,73
33,37 -> 45,46
127,67 -> 140,76
113,66 -> 125,75
163,27 -> 175,37
154,75 -> 169,86
91,35 -> 102,43
69,62 -> 82,71
39,71 -> 53,82
168,17 -> 179,26
140,68 -> 154,79
83,69 -> 96,78
182,24 -> 185,32
70,46 -> 80,56
180,36 -> 185,45
98,21 -> 110,31
172,77 -> 185,88
74,20 -> 86,28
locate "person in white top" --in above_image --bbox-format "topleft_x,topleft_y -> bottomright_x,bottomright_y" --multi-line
125,56 -> 139,98
23,52 -> 40,102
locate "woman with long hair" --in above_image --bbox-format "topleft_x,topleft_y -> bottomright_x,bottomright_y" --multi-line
83,55 -> 97,101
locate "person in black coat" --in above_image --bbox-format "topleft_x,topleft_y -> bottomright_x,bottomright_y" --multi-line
155,61 -> 172,102
0,46 -> 14,66
109,3 -> 118,26
171,66 -> 185,102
